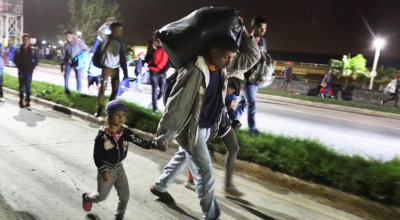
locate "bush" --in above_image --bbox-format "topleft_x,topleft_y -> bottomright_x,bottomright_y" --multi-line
4,73 -> 400,206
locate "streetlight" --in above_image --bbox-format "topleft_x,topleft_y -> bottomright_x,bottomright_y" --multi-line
369,38 -> 386,90
58,40 -> 63,45
76,31 -> 82,37
42,40 -> 47,45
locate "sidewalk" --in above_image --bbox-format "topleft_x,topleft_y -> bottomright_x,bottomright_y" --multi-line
0,94 -> 366,220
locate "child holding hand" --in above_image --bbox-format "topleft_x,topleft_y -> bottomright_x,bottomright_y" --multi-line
82,100 -> 167,220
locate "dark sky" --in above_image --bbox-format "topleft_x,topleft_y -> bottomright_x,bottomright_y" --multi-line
24,0 -> 400,58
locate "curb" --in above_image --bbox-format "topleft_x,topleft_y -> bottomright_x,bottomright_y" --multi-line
3,87 -> 400,220
257,93 -> 400,120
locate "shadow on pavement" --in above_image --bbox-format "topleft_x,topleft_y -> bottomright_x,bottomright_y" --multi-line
0,191 -> 38,220
156,199 -> 200,220
13,108 -> 45,127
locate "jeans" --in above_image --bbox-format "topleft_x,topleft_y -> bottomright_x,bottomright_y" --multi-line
323,83 -> 331,97
18,73 -> 33,101
384,93 -> 399,107
235,84 -> 259,132
64,63 -> 82,93
131,74 -> 143,90
155,128 -> 220,220
0,68 -> 3,97
150,71 -> 166,111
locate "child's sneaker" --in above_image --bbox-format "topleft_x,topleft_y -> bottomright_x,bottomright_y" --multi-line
184,180 -> 196,191
150,185 -> 175,203
82,192 -> 92,212
216,125 -> 231,138
231,120 -> 242,130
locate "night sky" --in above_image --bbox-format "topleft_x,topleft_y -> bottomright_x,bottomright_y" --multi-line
24,0 -> 400,59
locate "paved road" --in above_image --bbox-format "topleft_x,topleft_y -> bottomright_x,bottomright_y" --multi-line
0,96 -> 363,220
4,65 -> 400,161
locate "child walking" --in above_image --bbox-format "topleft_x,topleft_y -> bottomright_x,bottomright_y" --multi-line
82,100 -> 167,220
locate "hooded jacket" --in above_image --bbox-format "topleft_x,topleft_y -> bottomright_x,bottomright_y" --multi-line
155,36 -> 261,155
61,37 -> 89,65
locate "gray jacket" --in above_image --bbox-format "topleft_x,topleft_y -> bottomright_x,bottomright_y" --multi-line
61,37 -> 89,64
155,36 -> 261,154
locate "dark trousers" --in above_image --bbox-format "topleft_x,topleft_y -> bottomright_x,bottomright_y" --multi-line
0,67 -> 3,97
384,93 -> 399,107
18,73 -> 33,101
150,71 -> 166,111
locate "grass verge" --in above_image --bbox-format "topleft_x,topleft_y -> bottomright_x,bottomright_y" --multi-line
39,59 -> 60,66
259,88 -> 400,115
4,73 -> 400,207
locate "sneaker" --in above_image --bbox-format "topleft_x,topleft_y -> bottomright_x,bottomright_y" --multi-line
25,101 -> 30,108
223,185 -> 244,198
184,181 -> 196,192
94,108 -> 102,117
153,110 -> 160,114
216,125 -> 231,138
82,192 -> 92,212
65,90 -> 71,95
150,185 -> 174,203
248,129 -> 261,136
380,100 -> 384,106
231,120 -> 242,131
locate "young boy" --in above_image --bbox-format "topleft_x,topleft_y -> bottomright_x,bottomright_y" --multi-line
82,100 -> 167,219
217,77 -> 244,138
86,60 -> 102,95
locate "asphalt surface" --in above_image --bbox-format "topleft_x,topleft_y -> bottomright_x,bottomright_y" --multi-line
0,95 -> 363,220
4,65 -> 400,161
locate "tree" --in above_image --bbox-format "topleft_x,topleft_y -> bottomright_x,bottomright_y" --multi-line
59,0 -> 121,44
375,66 -> 399,83
330,54 -> 370,87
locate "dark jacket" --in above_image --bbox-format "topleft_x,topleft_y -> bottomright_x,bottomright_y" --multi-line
14,45 -> 39,74
94,127 -> 155,173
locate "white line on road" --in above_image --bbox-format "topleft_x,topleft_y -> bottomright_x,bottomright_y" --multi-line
259,117 -> 400,151
271,106 -> 400,131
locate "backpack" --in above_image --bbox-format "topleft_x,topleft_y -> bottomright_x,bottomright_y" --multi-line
92,42 -> 104,69
248,52 -> 276,88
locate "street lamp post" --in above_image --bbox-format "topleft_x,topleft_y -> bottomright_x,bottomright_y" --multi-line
76,31 -> 82,37
369,39 -> 385,90
42,40 -> 47,45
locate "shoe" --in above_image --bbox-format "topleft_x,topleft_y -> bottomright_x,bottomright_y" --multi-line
381,100 -> 384,106
184,181 -> 196,192
19,100 -> 25,108
150,185 -> 175,203
216,125 -> 231,138
65,90 -> 71,95
82,192 -> 92,212
94,108 -> 102,117
153,110 -> 159,114
157,93 -> 162,100
231,120 -> 242,131
321,94 -> 325,99
25,101 -> 30,108
248,129 -> 261,136
223,185 -> 244,198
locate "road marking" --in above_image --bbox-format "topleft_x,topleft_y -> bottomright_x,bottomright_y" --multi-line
255,117 -> 400,151
270,106 -> 400,130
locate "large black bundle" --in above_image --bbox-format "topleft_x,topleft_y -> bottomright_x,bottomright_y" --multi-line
157,7 -> 242,69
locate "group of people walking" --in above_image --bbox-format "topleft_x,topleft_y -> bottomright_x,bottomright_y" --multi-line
1,8 -> 399,220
